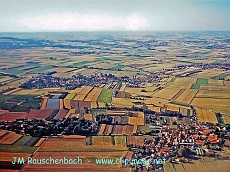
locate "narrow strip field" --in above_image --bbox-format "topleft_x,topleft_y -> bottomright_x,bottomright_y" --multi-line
97,89 -> 113,103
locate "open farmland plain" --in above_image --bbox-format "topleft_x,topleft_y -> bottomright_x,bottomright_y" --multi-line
0,32 -> 230,172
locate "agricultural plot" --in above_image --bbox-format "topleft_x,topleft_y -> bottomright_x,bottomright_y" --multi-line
126,136 -> 152,147
171,77 -> 197,89
0,112 -> 27,122
3,88 -> 22,95
34,138 -> 46,147
0,132 -> 22,144
27,109 -> 54,120
112,125 -> 134,135
40,98 -> 48,109
182,159 -> 230,172
103,125 -> 114,135
145,97 -> 170,107
53,109 -> 68,120
224,80 -> 230,86
195,89 -> 230,99
112,98 -> 134,108
11,89 -> 40,95
73,86 -> 93,101
0,94 -> 42,112
63,99 -> 71,109
128,117 -> 144,126
154,87 -> 181,100
46,99 -> 60,109
208,79 -> 224,86
84,113 -> 93,121
21,151 -> 129,172
98,124 -> 106,135
192,98 -> 230,118
114,136 -> 127,147
0,130 -> 8,138
38,137 -> 127,152
172,89 -> 186,100
175,89 -> 198,104
92,136 -> 113,146
212,73 -> 229,80
84,87 -> 102,102
0,152 -> 32,163
195,107 -> 218,123
97,89 -> 113,103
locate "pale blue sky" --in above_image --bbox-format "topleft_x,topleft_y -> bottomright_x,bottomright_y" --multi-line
0,0 -> 229,32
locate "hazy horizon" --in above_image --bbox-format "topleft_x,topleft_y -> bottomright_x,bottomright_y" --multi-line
0,0 -> 230,32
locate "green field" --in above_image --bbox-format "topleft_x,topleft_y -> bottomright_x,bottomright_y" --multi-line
29,65 -> 55,74
0,95 -> 42,112
191,84 -> 200,89
0,145 -> 37,154
197,78 -> 208,85
212,73 -> 229,80
97,89 -> 113,103
71,61 -> 89,67
191,78 -> 208,89
109,65 -> 125,71
14,136 -> 32,146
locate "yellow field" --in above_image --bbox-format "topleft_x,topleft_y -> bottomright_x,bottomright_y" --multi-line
192,98 -> 230,117
144,97 -> 170,107
154,87 -> 181,100
194,69 -> 226,78
195,107 -> 218,123
84,87 -> 102,101
69,87 -> 84,94
195,90 -> 230,99
119,83 -> 126,91
112,98 -> 135,108
59,99 -> 63,109
98,124 -> 106,135
11,89 -> 39,95
40,98 -> 48,110
208,79 -> 224,86
84,113 -> 93,121
128,117 -> 144,125
3,88 -> 22,95
176,89 -> 198,104
73,86 -> 93,101
200,85 -> 230,91
63,99 -> 71,109
171,77 -> 197,89
64,93 -> 76,100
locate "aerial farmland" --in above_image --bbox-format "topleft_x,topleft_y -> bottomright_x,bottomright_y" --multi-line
0,31 -> 229,172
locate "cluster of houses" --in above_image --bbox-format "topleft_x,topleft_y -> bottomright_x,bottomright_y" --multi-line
127,118 -> 227,171
20,71 -> 166,90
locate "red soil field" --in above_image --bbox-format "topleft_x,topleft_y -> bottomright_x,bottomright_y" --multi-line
53,109 -> 68,120
112,125 -> 123,135
224,80 -> 230,86
0,130 -> 8,137
70,100 -> 79,109
78,101 -> 91,109
0,112 -> 27,122
27,109 -> 54,120
0,132 -> 22,144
